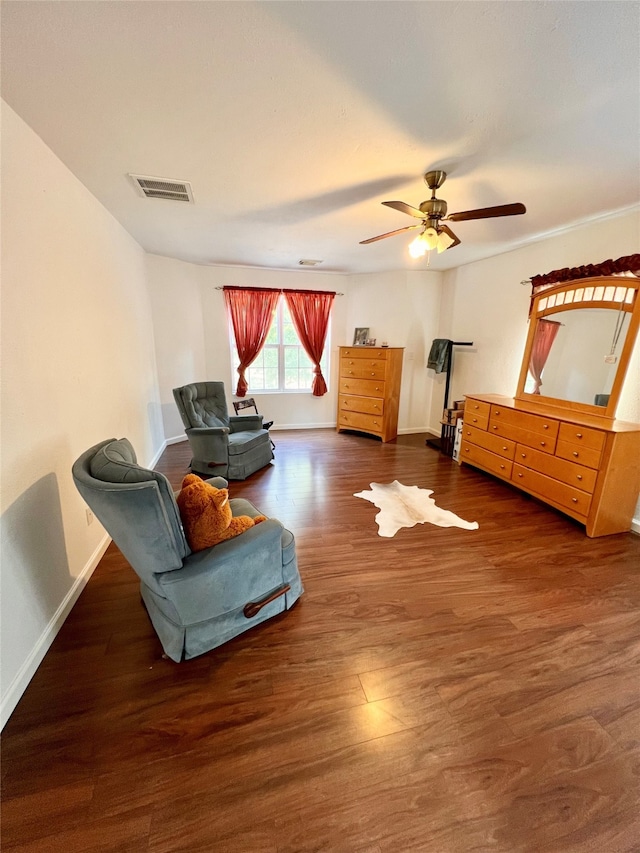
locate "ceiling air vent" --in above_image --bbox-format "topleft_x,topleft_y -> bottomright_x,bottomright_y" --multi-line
129,174 -> 194,202
298,259 -> 323,266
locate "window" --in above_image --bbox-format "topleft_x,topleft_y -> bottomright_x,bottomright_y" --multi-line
230,297 -> 330,392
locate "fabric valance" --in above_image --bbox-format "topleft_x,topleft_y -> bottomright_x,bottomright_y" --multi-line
530,254 -> 640,297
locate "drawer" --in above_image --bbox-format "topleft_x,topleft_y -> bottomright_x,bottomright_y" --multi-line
556,440 -> 602,470
460,441 -> 513,479
338,410 -> 384,434
515,444 -> 597,493
341,347 -> 389,360
339,394 -> 384,416
463,425 -> 515,460
490,406 -> 559,439
465,410 -> 489,431
465,398 -> 490,420
558,423 -> 606,453
340,358 -> 387,380
339,377 -> 386,398
489,421 -> 556,454
512,464 -> 592,517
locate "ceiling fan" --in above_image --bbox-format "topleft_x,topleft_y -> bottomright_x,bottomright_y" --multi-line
360,170 -> 526,256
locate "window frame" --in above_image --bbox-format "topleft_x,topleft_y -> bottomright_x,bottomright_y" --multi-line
229,296 -> 330,394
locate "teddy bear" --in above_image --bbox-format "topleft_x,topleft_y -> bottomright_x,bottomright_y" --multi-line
177,474 -> 267,553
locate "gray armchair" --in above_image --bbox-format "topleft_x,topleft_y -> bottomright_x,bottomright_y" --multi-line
173,381 -> 273,479
72,438 -> 302,661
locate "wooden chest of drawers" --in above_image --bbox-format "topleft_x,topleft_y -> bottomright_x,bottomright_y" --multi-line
459,393 -> 640,537
337,346 -> 404,442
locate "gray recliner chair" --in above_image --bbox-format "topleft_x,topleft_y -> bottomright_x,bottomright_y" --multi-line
173,382 -> 273,479
72,438 -> 303,662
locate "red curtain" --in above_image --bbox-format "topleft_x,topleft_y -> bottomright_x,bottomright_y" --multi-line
529,319 -> 561,394
284,290 -> 335,396
223,287 -> 280,396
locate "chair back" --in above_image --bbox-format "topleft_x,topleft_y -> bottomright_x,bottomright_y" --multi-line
72,439 -> 189,592
173,382 -> 230,430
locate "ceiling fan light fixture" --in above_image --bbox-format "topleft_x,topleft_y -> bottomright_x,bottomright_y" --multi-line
409,232 -> 428,258
423,227 -> 439,251
436,229 -> 455,253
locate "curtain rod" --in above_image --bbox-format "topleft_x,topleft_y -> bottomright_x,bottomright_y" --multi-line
216,287 -> 344,296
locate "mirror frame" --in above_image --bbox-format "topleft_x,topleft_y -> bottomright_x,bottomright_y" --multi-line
515,276 -> 640,420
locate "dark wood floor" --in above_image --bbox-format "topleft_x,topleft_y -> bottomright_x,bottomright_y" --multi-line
3,429 -> 640,852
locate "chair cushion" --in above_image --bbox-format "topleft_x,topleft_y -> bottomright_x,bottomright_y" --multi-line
227,430 -> 271,456
90,438 -> 188,558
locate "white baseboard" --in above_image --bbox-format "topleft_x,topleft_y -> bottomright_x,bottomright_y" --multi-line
0,533 -> 111,731
165,435 -> 188,446
631,516 -> 640,535
270,423 -> 335,431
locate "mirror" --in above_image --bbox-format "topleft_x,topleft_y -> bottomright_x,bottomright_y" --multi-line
516,276 -> 640,419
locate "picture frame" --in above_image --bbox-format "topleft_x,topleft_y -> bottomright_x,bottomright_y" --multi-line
353,327 -> 370,346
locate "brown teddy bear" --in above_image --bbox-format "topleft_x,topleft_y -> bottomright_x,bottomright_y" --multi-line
177,474 -> 267,553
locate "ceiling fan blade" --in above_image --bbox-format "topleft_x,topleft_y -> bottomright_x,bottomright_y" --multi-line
382,200 -> 426,219
446,202 -> 526,222
360,224 -> 422,245
439,223 -> 461,249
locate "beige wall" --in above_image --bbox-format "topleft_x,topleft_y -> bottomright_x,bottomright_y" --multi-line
0,103 -> 164,727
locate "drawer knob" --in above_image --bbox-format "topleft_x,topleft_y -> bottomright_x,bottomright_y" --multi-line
373,421 -> 379,425
543,424 -> 549,430
572,497 -> 578,503
376,387 -> 381,391
521,452 -> 526,458
540,441 -> 546,447
472,418 -> 478,423
348,370 -> 353,375
492,426 -> 498,431
573,451 -> 579,458
495,410 -> 501,415
500,464 -> 505,470
577,475 -> 583,480
517,472 -> 523,478
473,405 -> 479,409
371,372 -> 375,376
576,433 -> 583,439
503,446 -> 508,451
464,446 -> 470,451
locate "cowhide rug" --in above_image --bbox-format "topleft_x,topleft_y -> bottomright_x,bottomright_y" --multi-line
354,480 -> 479,538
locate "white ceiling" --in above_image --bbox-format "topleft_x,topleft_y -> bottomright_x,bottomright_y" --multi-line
2,1 -> 639,274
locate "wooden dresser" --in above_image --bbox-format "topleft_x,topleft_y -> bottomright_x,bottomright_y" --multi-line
337,346 -> 404,442
460,394 -> 640,537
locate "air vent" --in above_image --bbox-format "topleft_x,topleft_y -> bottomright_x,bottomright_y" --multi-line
298,259 -> 323,266
129,174 -> 194,202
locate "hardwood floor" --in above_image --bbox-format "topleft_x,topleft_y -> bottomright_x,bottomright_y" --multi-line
3,429 -> 640,852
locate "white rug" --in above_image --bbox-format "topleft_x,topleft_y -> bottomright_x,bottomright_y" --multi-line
354,480 -> 479,538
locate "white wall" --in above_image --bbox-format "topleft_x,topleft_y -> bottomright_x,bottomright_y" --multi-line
0,103 -> 164,728
146,259 -> 444,437
145,254 -> 207,439
439,209 -> 640,419
345,269 -> 443,433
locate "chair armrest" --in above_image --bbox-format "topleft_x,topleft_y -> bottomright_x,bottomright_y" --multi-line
229,414 -> 263,432
204,476 -> 229,489
185,427 -> 229,463
157,519 -> 285,613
